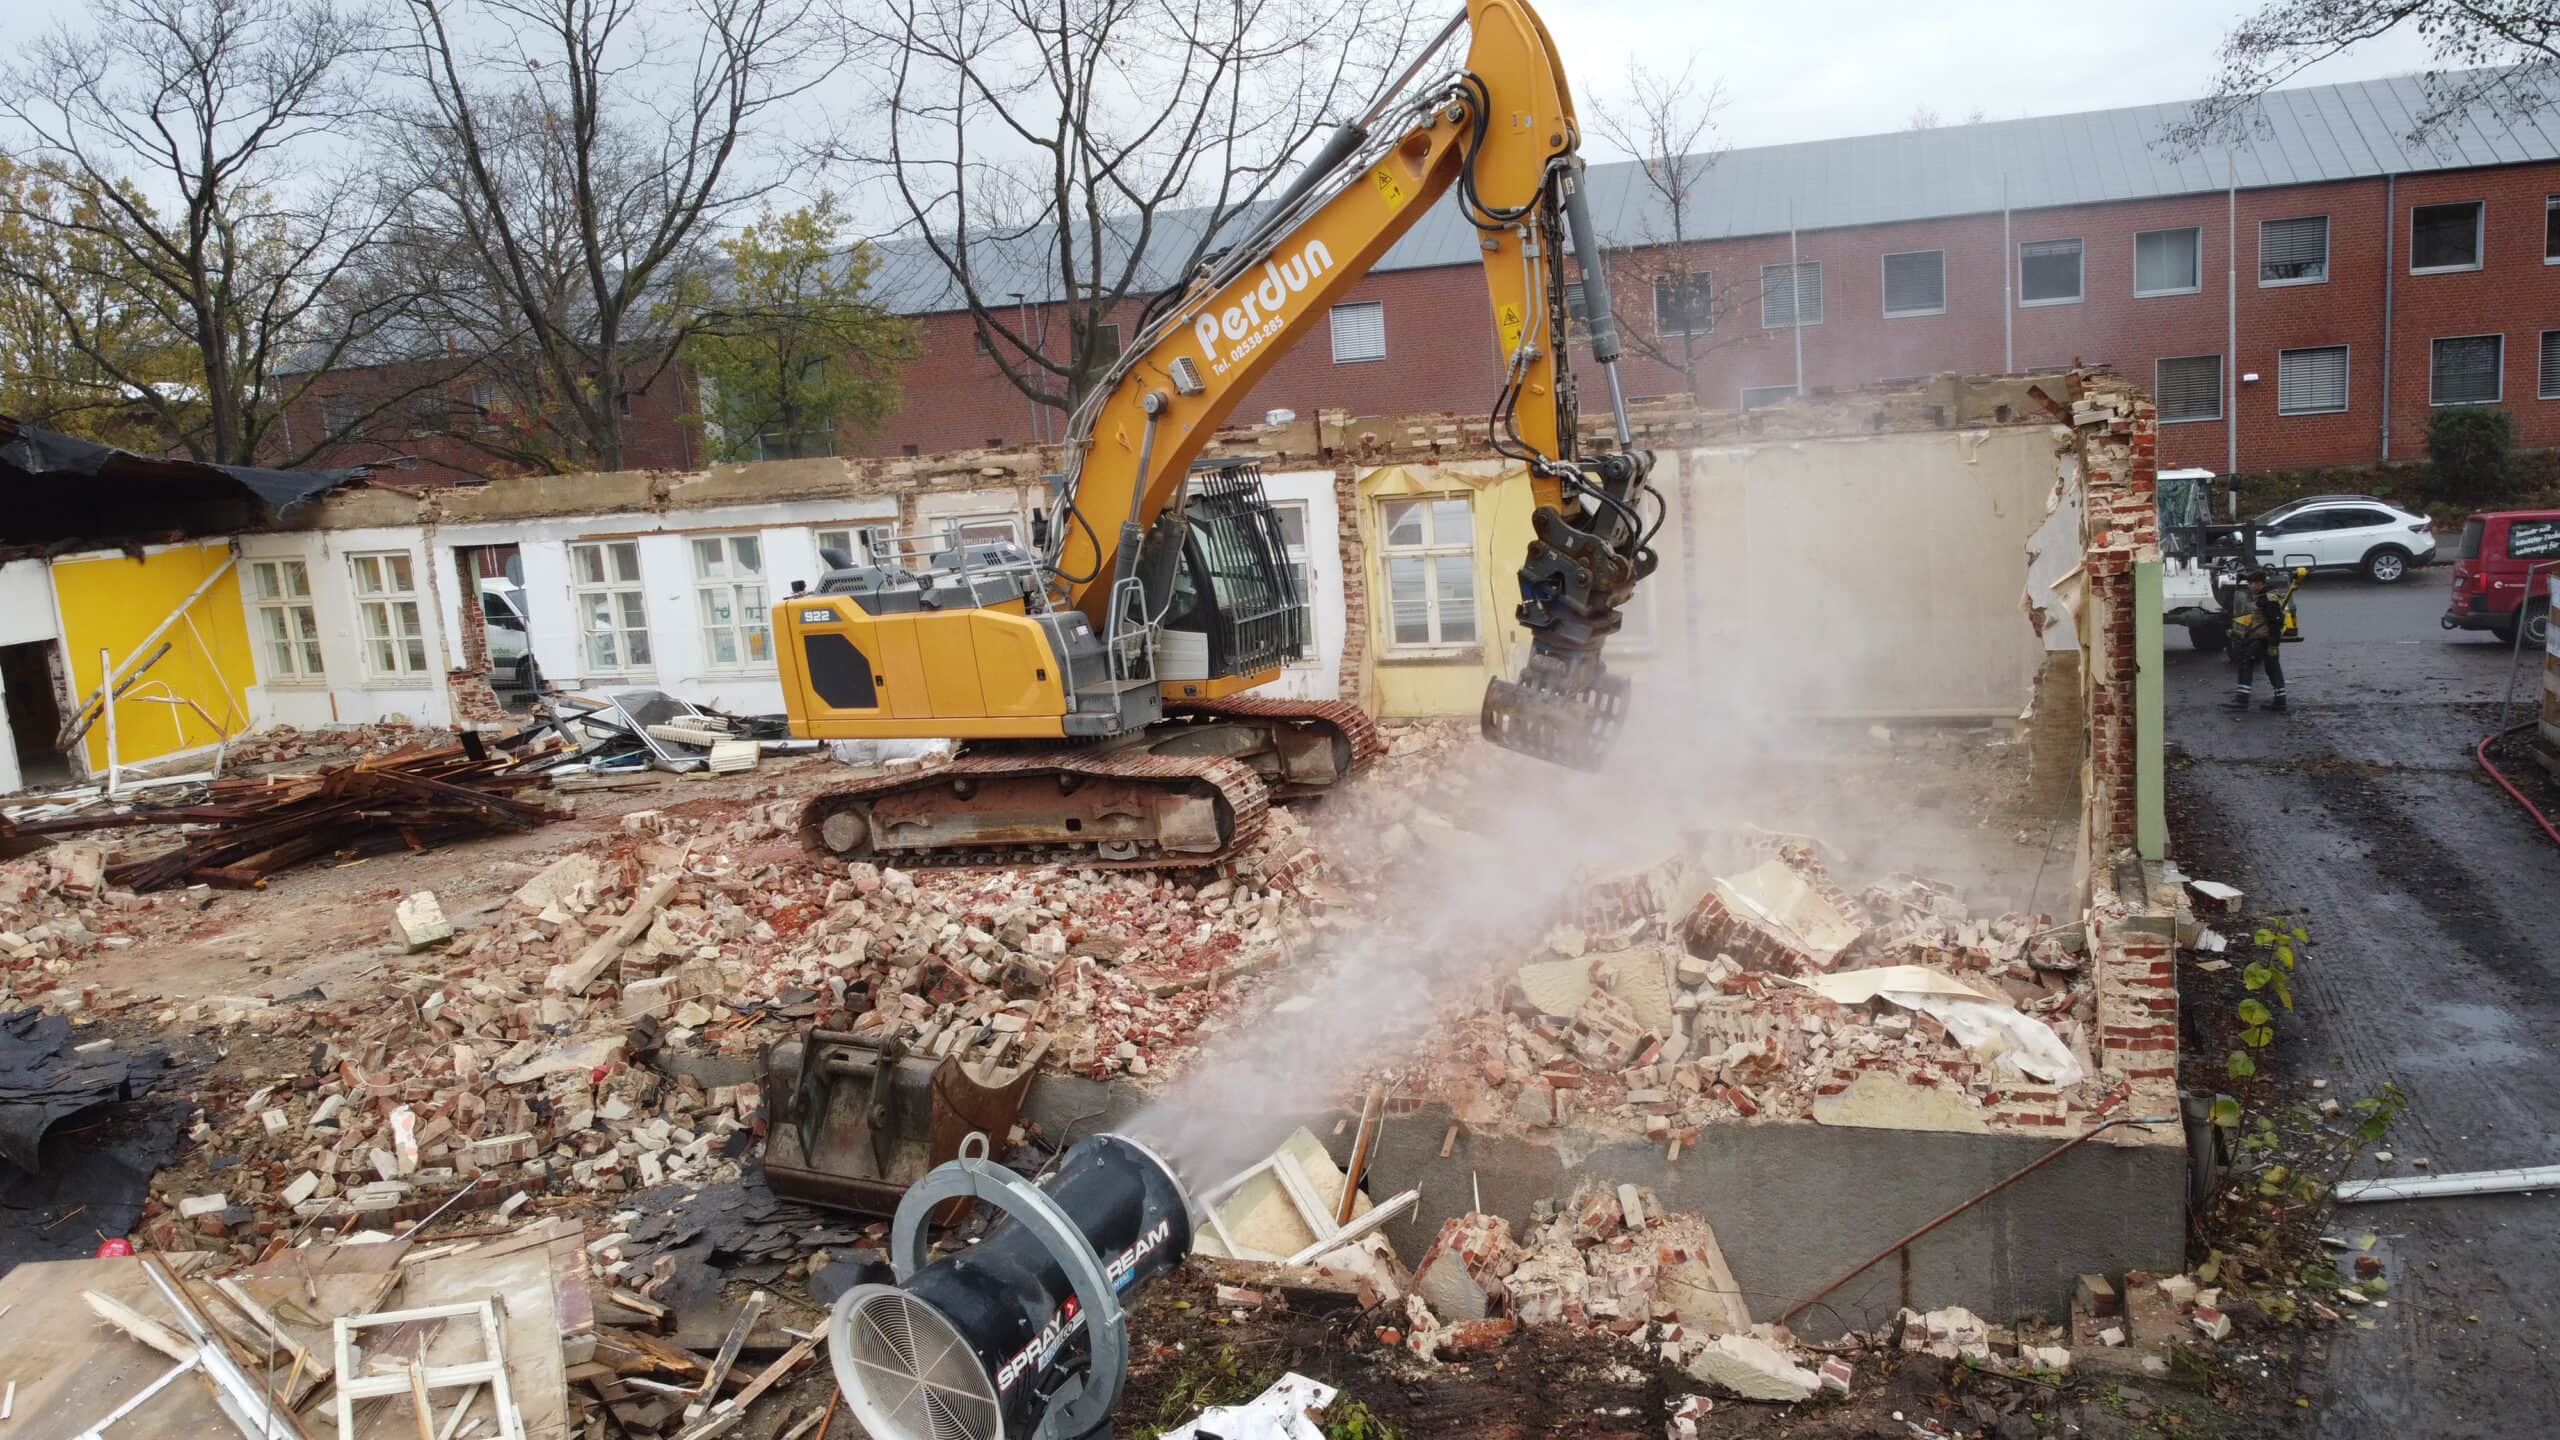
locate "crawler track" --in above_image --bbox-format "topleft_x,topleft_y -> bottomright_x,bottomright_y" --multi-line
799,749 -> 1268,870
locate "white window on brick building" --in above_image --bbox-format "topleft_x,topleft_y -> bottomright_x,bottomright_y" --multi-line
2412,201 -> 2485,273
2134,226 -> 2203,296
2431,334 -> 2503,405
1651,272 -> 1712,335
1760,261 -> 1821,328
1329,301 -> 1386,363
2277,346 -> 2350,415
693,534 -> 771,670
2155,354 -> 2222,423
1740,384 -> 1797,409
570,540 -> 652,674
347,552 -> 428,680
2019,239 -> 2082,305
1881,250 -> 1944,316
248,559 -> 324,682
2260,215 -> 2329,285
1379,495 -> 1476,650
2547,197 -> 2560,263
2540,331 -> 2560,400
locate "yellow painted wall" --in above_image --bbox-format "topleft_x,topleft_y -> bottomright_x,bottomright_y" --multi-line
1355,461 -> 1536,717
53,543 -> 256,772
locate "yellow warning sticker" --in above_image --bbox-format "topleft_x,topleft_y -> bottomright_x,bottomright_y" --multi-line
1497,301 -> 1525,355
1371,165 -> 1408,209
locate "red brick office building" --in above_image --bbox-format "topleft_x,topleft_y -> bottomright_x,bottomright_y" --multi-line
292,70 -> 2560,481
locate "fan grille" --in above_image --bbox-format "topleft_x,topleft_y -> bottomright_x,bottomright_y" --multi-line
833,1287 -> 1004,1440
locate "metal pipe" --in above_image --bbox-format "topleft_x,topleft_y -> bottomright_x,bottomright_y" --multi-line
1777,1114 -> 2173,1327
1788,200 -> 1805,398
2226,145 -> 2239,477
2337,1161 -> 2560,1203
2001,176 -> 2014,373
2381,174 -> 2397,460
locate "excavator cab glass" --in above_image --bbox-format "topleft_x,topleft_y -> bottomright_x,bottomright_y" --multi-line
1166,464 -> 1307,678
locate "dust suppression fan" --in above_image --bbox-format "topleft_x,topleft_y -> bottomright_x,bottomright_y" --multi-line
828,1133 -> 1195,1440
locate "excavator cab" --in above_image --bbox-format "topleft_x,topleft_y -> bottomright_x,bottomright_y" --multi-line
1151,462 -> 1309,691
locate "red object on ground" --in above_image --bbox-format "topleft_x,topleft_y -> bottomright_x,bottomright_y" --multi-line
95,1237 -> 134,1257
2476,726 -> 2560,849
2441,510 -> 2560,641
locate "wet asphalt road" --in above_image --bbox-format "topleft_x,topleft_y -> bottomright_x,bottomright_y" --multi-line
2162,566 -> 2560,1437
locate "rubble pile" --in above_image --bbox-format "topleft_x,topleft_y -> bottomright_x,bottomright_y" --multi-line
1435,839 -> 2109,1140
218,719 -> 458,767
0,845 -> 184,993
135,796 -> 1327,1247
1395,1182 -> 1831,1400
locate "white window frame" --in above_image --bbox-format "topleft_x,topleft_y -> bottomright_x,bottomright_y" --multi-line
2259,215 -> 2330,287
2154,354 -> 2223,424
1650,272 -> 1713,336
347,551 -> 429,682
2018,238 -> 2084,307
1329,301 -> 1387,364
816,525 -> 885,567
2542,329 -> 2560,400
691,533 -> 773,673
2429,333 -> 2504,406
2411,201 -> 2486,275
247,558 -> 325,684
2275,345 -> 2351,416
1740,384 -> 1798,409
1377,494 -> 1479,654
1268,500 -> 1322,669
1759,261 -> 1822,329
1880,249 -> 1945,317
2133,226 -> 2204,297
568,539 -> 654,677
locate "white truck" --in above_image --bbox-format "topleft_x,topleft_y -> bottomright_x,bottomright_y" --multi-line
2159,468 -> 2258,652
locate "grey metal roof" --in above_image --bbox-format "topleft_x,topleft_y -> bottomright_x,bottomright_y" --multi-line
862,67 -> 2560,315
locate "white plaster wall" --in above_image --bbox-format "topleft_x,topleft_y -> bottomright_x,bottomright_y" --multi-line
1258,469 -> 1343,702
0,560 -> 60,647
238,529 -> 452,728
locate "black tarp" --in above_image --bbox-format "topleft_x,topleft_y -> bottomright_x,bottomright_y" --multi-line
0,1007 -> 167,1172
0,417 -> 369,545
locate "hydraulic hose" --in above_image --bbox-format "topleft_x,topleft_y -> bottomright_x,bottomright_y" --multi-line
2476,722 -> 2560,849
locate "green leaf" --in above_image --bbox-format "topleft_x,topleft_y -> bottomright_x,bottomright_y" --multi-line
2274,941 -> 2295,969
2253,928 -> 2276,947
2241,1024 -> 2275,1047
2207,1095 -> 2243,1128
2236,998 -> 2272,1026
2243,962 -> 2276,991
2290,925 -> 2309,943
2227,1050 -> 2258,1078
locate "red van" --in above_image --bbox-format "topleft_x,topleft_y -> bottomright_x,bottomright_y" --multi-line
2442,510 -> 2560,646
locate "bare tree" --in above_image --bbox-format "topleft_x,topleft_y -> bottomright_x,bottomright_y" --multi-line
847,0 -> 1425,422
1906,103 -> 1990,130
0,0 -> 432,466
376,0 -> 841,473
1587,56 -> 1763,401
2175,0 -> 2560,146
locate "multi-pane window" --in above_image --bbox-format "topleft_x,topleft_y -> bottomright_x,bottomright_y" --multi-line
1760,262 -> 1822,328
693,535 -> 770,670
2134,227 -> 2203,296
2431,334 -> 2503,405
347,552 -> 428,679
1881,250 -> 1945,316
1741,384 -> 1798,409
2261,215 -> 2329,285
2412,201 -> 2485,273
1271,502 -> 1320,667
2542,331 -> 2560,400
1329,301 -> 1386,363
1652,272 -> 1712,335
2155,355 -> 2222,422
468,380 -> 501,428
2019,239 -> 2083,305
318,395 -> 358,434
1379,496 -> 1477,649
569,540 -> 652,674
248,559 -> 324,682
2277,346 -> 2350,415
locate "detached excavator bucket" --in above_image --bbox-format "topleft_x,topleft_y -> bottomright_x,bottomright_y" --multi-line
1481,653 -> 1630,771
759,1025 -> 1047,1220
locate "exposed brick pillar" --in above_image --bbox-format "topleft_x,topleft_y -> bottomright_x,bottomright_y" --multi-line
1332,461 -> 1369,705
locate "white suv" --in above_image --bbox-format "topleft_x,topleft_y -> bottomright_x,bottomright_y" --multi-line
2252,495 -> 2437,584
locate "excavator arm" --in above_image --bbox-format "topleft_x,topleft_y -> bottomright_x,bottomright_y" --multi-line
1041,0 -> 1661,768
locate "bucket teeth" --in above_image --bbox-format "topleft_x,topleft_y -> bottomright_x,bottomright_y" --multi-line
1481,655 -> 1629,771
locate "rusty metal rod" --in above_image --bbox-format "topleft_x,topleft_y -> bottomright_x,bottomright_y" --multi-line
1777,1114 -> 2174,1328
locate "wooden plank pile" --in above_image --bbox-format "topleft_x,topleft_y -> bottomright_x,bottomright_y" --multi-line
11,743 -> 562,892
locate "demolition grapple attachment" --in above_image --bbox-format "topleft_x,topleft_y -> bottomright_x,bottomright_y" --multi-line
1480,450 -> 1658,771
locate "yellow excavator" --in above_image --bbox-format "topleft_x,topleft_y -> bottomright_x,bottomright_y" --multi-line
771,0 -> 1661,869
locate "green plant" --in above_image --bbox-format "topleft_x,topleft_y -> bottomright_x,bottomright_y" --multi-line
2426,406 -> 2519,504
2227,922 -> 2308,1076
1321,1400 -> 1404,1440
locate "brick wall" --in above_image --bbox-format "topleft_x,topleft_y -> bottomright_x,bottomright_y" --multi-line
2063,373 -> 2160,860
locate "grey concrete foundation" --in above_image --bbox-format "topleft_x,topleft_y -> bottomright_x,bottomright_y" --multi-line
1026,1078 -> 2187,1338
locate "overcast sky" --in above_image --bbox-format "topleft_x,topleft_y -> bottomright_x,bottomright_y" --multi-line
0,0 -> 2445,158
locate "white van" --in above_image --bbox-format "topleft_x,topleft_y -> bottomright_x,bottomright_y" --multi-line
479,578 -> 537,688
